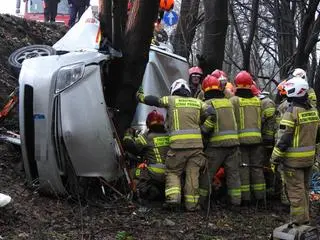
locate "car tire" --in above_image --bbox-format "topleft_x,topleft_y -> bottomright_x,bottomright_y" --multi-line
8,45 -> 56,78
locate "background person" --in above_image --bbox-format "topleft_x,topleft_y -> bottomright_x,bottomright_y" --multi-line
68,0 -> 90,27
43,0 -> 60,23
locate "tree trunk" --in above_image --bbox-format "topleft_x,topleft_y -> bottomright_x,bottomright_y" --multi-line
314,59 -> 320,110
113,0 -> 159,137
294,0 -> 320,68
273,0 -> 296,79
172,0 -> 201,59
199,0 -> 228,75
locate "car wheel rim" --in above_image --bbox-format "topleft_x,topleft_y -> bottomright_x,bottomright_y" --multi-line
15,48 -> 53,64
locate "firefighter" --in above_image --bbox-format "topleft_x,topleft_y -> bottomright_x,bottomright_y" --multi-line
136,79 -> 207,211
189,67 -> 204,98
199,75 -> 241,208
252,84 -> 276,196
123,110 -> 170,202
211,69 -> 235,99
274,81 -> 291,205
271,76 -> 320,225
290,68 -> 317,108
230,71 -> 266,204
0,193 -> 11,207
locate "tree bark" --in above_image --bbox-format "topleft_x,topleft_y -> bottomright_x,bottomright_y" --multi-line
172,0 -> 201,59
293,0 -> 320,68
273,0 -> 296,79
314,59 -> 320,110
199,0 -> 228,75
113,0 -> 159,136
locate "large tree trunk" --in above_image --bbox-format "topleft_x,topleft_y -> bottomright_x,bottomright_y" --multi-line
199,0 -> 228,75
273,0 -> 296,79
294,0 -> 320,69
115,0 -> 159,136
314,59 -> 320,110
99,0 -> 159,137
172,0 -> 201,59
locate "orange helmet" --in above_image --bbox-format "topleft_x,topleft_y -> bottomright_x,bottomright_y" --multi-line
251,81 -> 261,96
277,80 -> 287,96
202,75 -> 221,92
160,0 -> 174,11
146,110 -> 165,128
189,66 -> 203,77
235,71 -> 253,89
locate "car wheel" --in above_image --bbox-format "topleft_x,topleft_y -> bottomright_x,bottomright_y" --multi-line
8,45 -> 56,78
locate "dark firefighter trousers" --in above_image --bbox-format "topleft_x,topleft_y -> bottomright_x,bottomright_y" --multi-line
240,145 -> 266,201
199,147 -> 242,206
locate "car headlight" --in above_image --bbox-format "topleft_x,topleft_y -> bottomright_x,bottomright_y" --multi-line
55,63 -> 85,93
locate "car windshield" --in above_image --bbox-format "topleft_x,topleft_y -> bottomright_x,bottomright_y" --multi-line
27,0 -> 69,14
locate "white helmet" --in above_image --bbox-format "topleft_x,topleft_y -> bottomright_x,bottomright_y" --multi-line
292,68 -> 307,81
170,78 -> 191,95
284,76 -> 309,98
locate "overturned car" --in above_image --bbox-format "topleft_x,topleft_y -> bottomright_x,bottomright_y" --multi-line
17,10 -> 189,195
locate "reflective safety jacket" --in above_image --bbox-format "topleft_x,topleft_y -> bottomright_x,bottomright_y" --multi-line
202,98 -> 239,147
260,96 -> 276,145
123,132 -> 169,175
271,104 -> 320,168
230,96 -> 262,145
138,94 -> 205,149
308,88 -> 317,108
274,99 -> 289,142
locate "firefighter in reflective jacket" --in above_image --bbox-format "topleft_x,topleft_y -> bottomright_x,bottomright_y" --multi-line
137,79 -> 207,211
290,68 -> 317,108
274,80 -> 291,205
123,110 -> 169,201
199,75 -> 241,207
189,66 -> 204,98
230,71 -> 266,204
211,69 -> 235,99
252,84 -> 276,195
198,69 -> 235,101
271,76 -> 320,225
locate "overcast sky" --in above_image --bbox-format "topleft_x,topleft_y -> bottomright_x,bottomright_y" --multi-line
0,0 -> 99,14
0,1 -> 16,14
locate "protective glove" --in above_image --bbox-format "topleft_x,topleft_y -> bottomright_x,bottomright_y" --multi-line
136,86 -> 144,102
270,163 -> 277,173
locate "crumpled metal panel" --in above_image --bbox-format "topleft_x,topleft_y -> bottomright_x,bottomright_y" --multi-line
131,47 -> 189,130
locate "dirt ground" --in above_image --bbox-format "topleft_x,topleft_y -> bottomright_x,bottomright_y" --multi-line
0,14 -> 304,240
0,143 -> 291,240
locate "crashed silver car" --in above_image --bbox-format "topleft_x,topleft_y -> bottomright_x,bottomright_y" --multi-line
18,11 -> 189,195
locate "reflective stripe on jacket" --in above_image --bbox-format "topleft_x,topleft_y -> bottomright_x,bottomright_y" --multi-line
272,105 -> 319,167
230,96 -> 262,144
159,96 -> 205,149
202,98 -> 239,147
123,132 -> 170,164
261,97 -> 276,144
308,88 -> 317,108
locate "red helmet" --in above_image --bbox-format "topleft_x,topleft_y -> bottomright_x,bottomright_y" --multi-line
235,71 -> 253,89
211,69 -> 228,88
211,69 -> 227,81
146,110 -> 165,128
189,66 -> 203,77
160,0 -> 174,11
202,75 -> 221,92
251,81 -> 261,96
